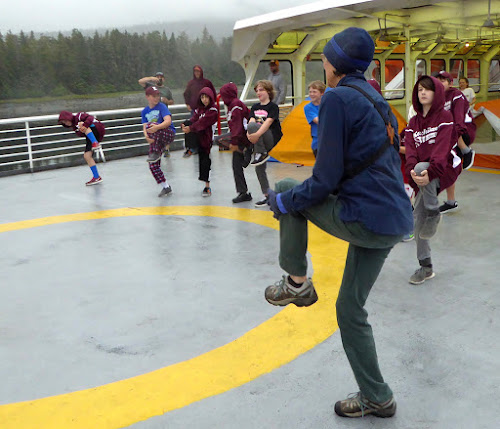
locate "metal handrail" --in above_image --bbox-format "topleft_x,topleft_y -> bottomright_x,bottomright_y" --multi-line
0,104 -> 231,176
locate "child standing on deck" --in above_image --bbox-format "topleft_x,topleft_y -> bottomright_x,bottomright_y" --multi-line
141,86 -> 176,197
247,80 -> 283,207
404,75 -> 461,285
58,110 -> 105,186
181,87 -> 218,197
219,82 -> 253,203
303,80 -> 326,158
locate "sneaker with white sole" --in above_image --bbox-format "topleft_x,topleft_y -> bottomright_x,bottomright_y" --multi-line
265,276 -> 318,307
402,232 -> 414,242
85,176 -> 102,186
254,197 -> 268,207
462,150 -> 475,170
202,187 -> 211,197
409,266 -> 435,285
250,153 -> 269,166
439,201 -> 458,213
158,186 -> 172,197
334,392 -> 396,418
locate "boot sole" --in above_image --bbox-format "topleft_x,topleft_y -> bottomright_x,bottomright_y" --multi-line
334,402 -> 396,418
265,290 -> 318,307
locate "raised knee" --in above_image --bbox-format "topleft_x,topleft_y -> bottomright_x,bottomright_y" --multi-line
275,178 -> 301,193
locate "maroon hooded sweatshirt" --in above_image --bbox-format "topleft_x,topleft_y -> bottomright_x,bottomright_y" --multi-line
58,111 -> 105,141
219,83 -> 251,148
443,86 -> 476,144
189,87 -> 218,154
183,65 -> 217,112
404,75 -> 461,193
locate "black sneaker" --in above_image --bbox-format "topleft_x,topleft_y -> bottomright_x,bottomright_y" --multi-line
232,192 -> 252,203
183,150 -> 192,158
254,197 -> 268,207
202,187 -> 211,197
250,153 -> 269,166
439,201 -> 458,213
462,150 -> 475,170
334,392 -> 396,418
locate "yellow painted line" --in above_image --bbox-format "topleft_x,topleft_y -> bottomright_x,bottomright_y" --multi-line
468,167 -> 500,175
0,206 -> 347,429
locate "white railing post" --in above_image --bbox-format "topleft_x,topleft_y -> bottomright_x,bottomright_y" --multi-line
25,121 -> 34,172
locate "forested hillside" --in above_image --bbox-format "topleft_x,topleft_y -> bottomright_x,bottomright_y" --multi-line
0,27 -> 245,100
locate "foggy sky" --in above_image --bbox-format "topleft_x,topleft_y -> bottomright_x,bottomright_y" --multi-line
0,0 -> 314,34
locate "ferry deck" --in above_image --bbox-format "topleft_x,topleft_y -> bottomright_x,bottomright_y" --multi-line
0,149 -> 499,429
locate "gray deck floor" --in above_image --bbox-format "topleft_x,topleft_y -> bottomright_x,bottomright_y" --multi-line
0,150 -> 499,429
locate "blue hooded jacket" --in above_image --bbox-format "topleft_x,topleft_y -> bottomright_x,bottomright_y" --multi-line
278,73 -> 413,236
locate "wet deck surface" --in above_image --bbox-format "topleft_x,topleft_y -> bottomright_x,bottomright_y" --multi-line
0,150 -> 498,429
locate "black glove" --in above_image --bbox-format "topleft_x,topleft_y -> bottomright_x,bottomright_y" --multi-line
267,189 -> 282,220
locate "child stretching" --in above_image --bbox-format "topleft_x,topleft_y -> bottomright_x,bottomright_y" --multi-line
141,86 -> 176,197
219,82 -> 253,203
181,87 -> 218,196
404,75 -> 461,285
58,110 -> 105,186
247,80 -> 283,207
303,80 -> 326,158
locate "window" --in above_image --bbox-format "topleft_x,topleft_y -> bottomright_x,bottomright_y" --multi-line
366,60 -> 381,84
450,59 -> 464,85
254,60 -> 293,103
467,60 -> 480,92
489,59 -> 500,92
385,60 -> 404,99
431,59 -> 445,75
306,60 -> 326,90
416,59 -> 426,79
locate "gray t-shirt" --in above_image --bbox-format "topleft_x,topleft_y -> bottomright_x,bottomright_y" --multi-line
267,72 -> 286,104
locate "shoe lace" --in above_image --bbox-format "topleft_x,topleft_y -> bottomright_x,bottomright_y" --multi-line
346,392 -> 376,418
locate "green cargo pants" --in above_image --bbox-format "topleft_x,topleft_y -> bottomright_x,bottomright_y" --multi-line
275,178 -> 403,403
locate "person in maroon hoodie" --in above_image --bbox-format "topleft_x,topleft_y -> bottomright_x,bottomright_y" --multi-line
218,82 -> 253,203
182,65 -> 217,157
181,87 -> 218,196
58,110 -> 105,186
434,71 -> 476,212
404,75 -> 461,285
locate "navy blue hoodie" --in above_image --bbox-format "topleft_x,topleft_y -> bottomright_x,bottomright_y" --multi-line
278,73 -> 413,236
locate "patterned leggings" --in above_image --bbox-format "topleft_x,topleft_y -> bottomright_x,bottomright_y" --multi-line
148,128 -> 175,184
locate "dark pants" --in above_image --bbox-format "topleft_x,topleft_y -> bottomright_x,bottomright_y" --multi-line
232,150 -> 248,194
183,120 -> 199,152
198,149 -> 211,182
275,178 -> 402,403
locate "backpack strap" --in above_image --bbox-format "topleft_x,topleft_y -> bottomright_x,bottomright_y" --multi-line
337,83 -> 397,183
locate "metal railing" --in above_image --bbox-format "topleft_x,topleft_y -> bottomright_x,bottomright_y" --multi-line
0,104 -> 231,177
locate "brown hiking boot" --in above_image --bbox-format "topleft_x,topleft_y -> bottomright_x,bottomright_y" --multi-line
265,276 -> 318,307
335,392 -> 396,418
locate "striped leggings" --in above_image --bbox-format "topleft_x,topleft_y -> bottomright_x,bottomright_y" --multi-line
148,128 -> 175,184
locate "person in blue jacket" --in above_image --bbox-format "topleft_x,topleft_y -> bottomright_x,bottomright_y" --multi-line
265,27 -> 413,419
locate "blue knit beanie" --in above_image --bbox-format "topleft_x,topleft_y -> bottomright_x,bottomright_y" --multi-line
323,27 -> 375,74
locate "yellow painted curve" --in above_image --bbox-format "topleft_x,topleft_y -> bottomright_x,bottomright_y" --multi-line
0,206 -> 348,429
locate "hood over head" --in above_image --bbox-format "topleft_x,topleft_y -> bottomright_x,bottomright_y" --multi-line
197,86 -> 216,108
193,65 -> 204,79
219,82 -> 238,105
58,110 -> 74,126
412,75 -> 445,117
